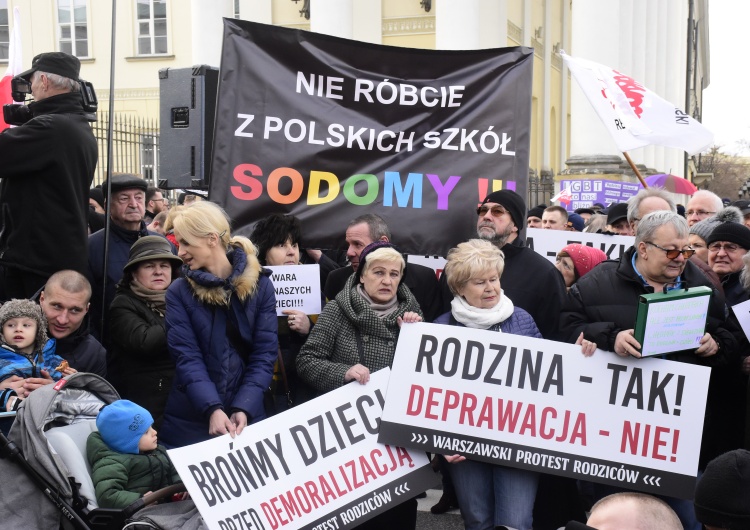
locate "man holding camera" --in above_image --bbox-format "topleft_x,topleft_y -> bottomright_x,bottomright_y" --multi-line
0,52 -> 98,300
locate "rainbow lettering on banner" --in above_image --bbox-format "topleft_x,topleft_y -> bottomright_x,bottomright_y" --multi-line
231,164 -> 518,211
230,164 -> 473,210
477,178 -> 516,206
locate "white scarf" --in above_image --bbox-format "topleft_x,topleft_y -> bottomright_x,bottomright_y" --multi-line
450,290 -> 515,329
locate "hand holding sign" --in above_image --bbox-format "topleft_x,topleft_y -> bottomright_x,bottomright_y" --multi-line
615,329 -> 642,358
208,409 -> 236,438
283,309 -> 310,334
345,363 -> 371,385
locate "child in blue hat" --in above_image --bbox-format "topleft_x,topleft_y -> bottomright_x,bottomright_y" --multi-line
86,399 -> 180,509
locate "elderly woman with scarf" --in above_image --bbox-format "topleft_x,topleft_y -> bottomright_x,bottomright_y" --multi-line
435,238 -> 543,530
296,241 -> 422,530
107,236 -> 183,431
160,201 -> 277,448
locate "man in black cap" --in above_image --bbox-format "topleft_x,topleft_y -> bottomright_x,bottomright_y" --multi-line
706,221 -> 750,306
605,202 -> 633,235
731,199 -> 750,229
0,51 -> 97,300
526,204 -> 545,228
440,190 -> 566,340
87,173 -> 171,340
694,449 -> 750,530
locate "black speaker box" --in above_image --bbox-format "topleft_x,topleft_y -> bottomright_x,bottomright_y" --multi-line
158,65 -> 219,189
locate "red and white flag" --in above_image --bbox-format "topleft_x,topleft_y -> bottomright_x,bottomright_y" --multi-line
562,51 -> 714,155
552,187 -> 573,205
0,7 -> 22,131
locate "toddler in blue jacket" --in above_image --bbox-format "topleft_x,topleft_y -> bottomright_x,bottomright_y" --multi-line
0,298 -> 75,410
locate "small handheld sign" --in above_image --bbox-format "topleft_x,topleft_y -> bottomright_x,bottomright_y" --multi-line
633,286 -> 712,357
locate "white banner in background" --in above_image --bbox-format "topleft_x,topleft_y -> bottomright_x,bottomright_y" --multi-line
526,227 -> 634,264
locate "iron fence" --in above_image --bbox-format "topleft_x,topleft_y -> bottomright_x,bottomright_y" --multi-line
91,112 -> 160,187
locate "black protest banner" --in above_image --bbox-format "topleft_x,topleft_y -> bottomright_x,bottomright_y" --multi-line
379,323 -> 711,499
210,19 -> 533,256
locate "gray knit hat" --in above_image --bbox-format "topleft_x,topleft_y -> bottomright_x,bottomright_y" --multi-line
0,299 -> 48,351
690,206 -> 743,243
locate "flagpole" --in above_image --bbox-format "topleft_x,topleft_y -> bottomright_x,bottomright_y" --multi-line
622,151 -> 649,189
100,0 -> 117,340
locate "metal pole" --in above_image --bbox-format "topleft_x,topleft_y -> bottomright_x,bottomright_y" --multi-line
100,0 -> 118,340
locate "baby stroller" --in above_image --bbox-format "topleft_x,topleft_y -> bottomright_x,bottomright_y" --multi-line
0,372 -> 202,529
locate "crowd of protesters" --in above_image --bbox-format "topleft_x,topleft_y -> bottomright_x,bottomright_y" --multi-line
1,172 -> 750,529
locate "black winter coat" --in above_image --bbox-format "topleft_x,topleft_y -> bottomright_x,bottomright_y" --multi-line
0,92 -> 97,276
560,247 -> 745,467
108,286 -> 174,430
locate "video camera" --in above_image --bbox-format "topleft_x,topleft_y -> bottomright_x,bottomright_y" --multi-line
2,75 -> 98,126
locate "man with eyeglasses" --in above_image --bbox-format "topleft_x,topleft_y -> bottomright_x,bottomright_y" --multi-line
560,209 -> 742,530
87,174 -> 173,340
705,221 -> 750,306
441,190 -> 566,340
144,186 -> 168,224
685,190 -> 723,227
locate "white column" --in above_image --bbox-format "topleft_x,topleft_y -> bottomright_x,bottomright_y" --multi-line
190,0 -> 233,67
436,0 -> 481,49
437,0 -> 505,50
570,0 -> 622,156
523,0 -> 532,47
559,0 -> 570,170
310,0 -> 353,39
239,0 -> 272,24
542,0 -> 551,170
478,0 -> 506,48
353,1 -> 381,44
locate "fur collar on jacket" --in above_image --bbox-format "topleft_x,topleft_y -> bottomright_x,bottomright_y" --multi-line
184,238 -> 263,306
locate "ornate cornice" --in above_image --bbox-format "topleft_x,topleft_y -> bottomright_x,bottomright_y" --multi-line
383,15 -> 435,36
507,21 -> 522,44
97,88 -> 160,100
279,22 -> 311,32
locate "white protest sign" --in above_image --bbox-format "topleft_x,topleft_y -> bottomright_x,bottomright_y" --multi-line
526,227 -> 634,264
731,299 -> 750,343
267,264 -> 321,316
168,369 -> 437,530
406,255 -> 446,279
379,323 -> 710,500
637,293 -> 711,357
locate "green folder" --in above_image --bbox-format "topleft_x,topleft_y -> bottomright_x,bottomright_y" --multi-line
633,286 -> 713,357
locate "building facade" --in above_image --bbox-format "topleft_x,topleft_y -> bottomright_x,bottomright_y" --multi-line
1,0 -> 708,194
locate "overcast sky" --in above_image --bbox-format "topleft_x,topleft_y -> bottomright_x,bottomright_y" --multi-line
701,2 -> 750,154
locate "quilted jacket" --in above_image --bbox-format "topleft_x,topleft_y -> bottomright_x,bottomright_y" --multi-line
86,431 -> 179,509
0,339 -> 65,382
160,240 -> 277,448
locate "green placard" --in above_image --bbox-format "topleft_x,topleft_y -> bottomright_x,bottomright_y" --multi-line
633,286 -> 713,357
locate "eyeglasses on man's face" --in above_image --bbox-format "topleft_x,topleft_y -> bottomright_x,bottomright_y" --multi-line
476,205 -> 508,218
708,242 -> 744,254
645,241 -> 695,259
686,210 -> 715,217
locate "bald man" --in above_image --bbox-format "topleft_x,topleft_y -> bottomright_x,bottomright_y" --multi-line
587,492 -> 683,530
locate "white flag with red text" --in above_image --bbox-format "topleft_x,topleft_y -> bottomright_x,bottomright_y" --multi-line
562,51 -> 713,155
552,187 -> 573,205
0,7 -> 22,131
